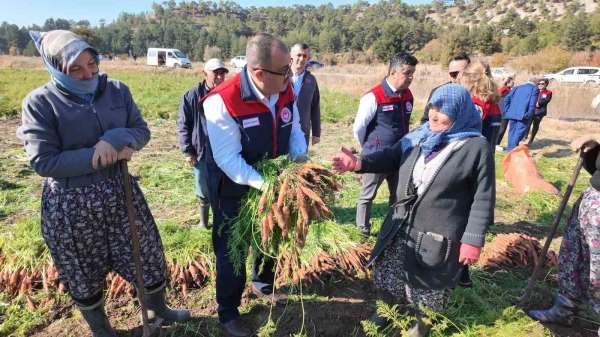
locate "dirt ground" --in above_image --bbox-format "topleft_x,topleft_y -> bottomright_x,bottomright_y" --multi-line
3,113 -> 599,337
2,56 -> 600,336
28,278 -> 378,337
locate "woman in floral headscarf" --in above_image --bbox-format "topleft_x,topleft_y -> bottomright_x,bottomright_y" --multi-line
17,30 -> 189,337
333,83 -> 495,337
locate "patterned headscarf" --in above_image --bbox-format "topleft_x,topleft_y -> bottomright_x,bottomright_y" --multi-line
29,30 -> 100,97
401,83 -> 482,157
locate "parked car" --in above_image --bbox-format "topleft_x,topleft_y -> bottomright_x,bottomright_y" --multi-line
543,67 -> 600,84
490,67 -> 514,79
230,55 -> 247,68
306,60 -> 324,69
147,48 -> 191,68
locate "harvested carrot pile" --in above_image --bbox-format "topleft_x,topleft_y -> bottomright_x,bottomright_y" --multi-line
0,220 -> 216,301
277,241 -> 371,286
104,256 -> 214,299
479,232 -> 558,270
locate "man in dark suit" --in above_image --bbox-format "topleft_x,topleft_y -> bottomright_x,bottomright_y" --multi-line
290,43 -> 321,147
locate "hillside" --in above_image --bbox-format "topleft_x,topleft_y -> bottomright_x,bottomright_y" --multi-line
1,0 -> 599,65
427,0 -> 599,25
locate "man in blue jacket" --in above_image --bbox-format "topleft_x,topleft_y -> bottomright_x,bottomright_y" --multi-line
177,58 -> 228,228
502,79 -> 539,151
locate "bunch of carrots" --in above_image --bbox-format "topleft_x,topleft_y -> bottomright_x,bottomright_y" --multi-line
257,162 -> 341,248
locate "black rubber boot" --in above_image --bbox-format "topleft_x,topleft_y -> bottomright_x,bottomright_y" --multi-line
143,282 -> 191,323
369,290 -> 405,330
77,299 -> 117,337
407,313 -> 432,337
197,200 -> 210,229
368,311 -> 390,328
221,317 -> 252,337
457,266 -> 473,288
527,293 -> 577,326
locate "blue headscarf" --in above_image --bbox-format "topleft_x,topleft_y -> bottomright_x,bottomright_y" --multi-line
401,83 -> 482,157
29,30 -> 100,98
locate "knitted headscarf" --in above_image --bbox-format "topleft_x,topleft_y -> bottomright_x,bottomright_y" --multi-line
29,30 -> 100,97
401,83 -> 482,156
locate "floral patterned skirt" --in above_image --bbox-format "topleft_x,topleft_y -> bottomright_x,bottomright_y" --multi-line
374,232 -> 450,312
558,187 -> 600,313
41,175 -> 166,300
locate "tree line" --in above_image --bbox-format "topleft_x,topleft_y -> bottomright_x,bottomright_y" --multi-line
0,0 -> 598,63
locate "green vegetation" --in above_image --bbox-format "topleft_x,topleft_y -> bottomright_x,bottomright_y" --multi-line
3,1 -> 600,64
0,69 -> 594,336
0,294 -> 48,336
0,68 -> 198,118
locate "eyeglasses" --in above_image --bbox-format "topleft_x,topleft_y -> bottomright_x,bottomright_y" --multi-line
449,71 -> 459,79
537,83 -> 546,86
253,64 -> 292,78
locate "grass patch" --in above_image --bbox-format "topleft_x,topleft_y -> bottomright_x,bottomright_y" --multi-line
0,68 -> 198,119
159,220 -> 213,266
0,68 -> 592,336
0,217 -> 50,272
0,293 -> 48,337
319,88 -> 359,124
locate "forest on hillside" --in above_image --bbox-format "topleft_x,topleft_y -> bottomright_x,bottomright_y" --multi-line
0,0 -> 599,63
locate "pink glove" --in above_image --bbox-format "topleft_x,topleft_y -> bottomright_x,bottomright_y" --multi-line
459,243 -> 481,265
331,147 -> 358,173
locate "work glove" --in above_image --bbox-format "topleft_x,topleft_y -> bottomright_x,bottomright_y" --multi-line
458,243 -> 481,265
332,146 -> 359,173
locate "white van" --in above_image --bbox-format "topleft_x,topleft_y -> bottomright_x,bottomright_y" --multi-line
147,48 -> 192,68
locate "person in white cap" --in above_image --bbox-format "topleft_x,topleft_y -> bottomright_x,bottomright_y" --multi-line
177,58 -> 228,229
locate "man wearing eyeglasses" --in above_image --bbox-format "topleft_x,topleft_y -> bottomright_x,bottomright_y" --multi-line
420,52 -> 471,124
202,33 -> 307,337
290,43 -> 321,147
352,52 -> 418,237
177,58 -> 228,229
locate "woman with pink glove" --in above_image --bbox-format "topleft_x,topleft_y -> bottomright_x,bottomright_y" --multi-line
333,83 -> 495,337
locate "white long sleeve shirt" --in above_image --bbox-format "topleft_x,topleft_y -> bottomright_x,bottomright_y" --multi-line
353,79 -> 397,146
203,69 -> 306,190
291,71 -> 305,97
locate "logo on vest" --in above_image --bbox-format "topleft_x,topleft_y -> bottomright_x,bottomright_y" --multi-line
405,101 -> 413,113
280,107 -> 292,124
382,105 -> 394,112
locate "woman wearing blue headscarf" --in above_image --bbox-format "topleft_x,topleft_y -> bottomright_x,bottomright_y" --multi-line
333,83 -> 495,336
17,30 -> 189,337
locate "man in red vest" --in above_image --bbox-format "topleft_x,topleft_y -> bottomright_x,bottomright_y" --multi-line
202,33 -> 307,337
352,52 -> 418,237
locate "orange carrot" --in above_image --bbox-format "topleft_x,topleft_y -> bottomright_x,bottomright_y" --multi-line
277,176 -> 290,208
113,277 -> 126,298
258,192 -> 268,213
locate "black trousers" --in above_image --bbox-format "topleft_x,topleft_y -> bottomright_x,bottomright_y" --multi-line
526,115 -> 544,144
210,196 -> 275,323
496,119 -> 509,145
